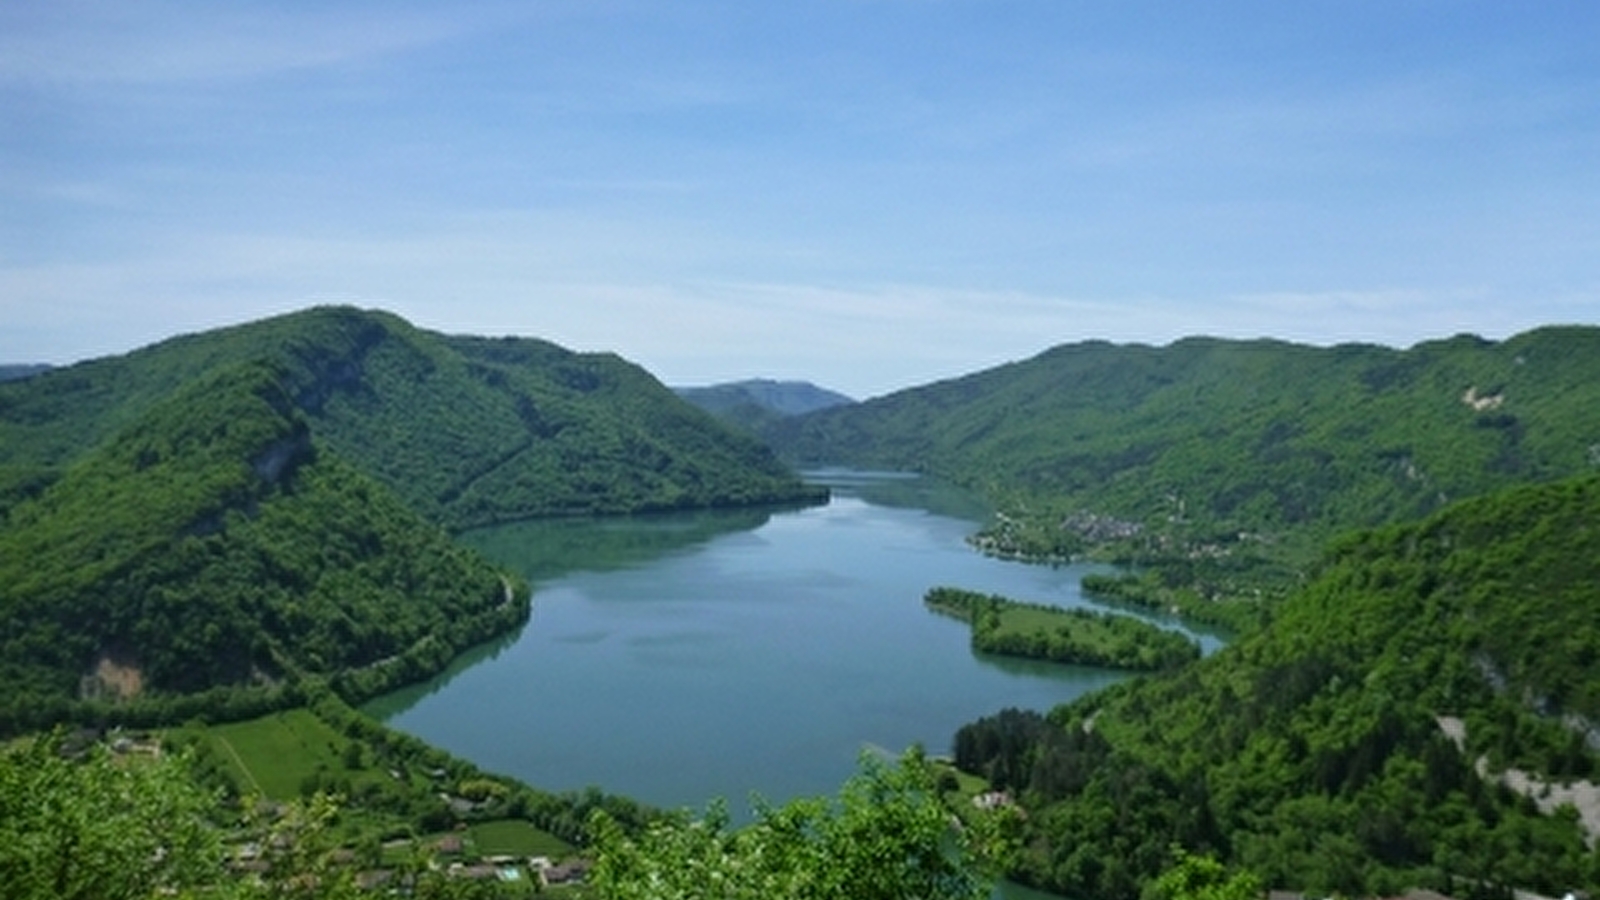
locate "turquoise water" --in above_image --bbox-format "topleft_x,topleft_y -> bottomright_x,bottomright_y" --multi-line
367,471 -> 1216,827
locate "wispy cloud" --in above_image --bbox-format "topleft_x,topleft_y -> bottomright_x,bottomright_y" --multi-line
3,2 -> 1593,394
0,1 -> 498,86
0,214 -> 1584,396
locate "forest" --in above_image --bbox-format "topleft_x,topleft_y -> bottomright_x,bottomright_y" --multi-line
0,360 -> 527,733
8,312 -> 1600,898
768,327 -> 1600,602
952,473 -> 1600,898
0,306 -> 822,530
0,306 -> 824,734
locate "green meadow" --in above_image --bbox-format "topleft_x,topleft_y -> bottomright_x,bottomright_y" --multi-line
200,708 -> 368,800
469,819 -> 575,858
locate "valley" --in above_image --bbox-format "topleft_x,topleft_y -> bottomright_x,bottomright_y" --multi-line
5,311 -> 1600,898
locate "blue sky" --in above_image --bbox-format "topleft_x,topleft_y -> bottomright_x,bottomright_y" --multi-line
4,1 -> 1597,398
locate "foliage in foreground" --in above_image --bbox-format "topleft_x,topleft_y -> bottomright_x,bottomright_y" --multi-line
1145,848 -> 1263,900
0,733 -> 511,900
4,735 -> 1003,900
588,749 -> 1013,900
0,734 -> 223,900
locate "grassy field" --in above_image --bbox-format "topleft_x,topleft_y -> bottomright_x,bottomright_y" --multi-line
200,707 -> 370,799
469,819 -> 575,858
989,605 -> 1070,640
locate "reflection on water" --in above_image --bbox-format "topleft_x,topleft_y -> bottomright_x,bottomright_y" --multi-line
459,505 -> 777,583
360,622 -> 528,720
970,648 -> 1132,685
803,468 -> 994,521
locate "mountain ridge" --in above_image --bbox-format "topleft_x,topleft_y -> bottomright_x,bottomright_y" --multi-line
0,306 -> 823,528
766,326 -> 1600,596
674,378 -> 855,433
0,306 -> 824,733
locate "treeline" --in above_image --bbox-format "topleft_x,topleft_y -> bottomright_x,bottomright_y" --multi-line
950,474 -> 1600,899
925,586 -> 1200,671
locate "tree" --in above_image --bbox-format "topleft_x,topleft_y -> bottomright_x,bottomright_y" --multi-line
0,734 -> 225,900
0,732 -> 520,900
588,748 -> 1011,900
1144,848 -> 1263,900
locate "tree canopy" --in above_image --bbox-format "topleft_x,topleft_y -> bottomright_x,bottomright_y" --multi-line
0,306 -> 825,733
770,328 -> 1600,599
589,749 -> 1011,900
955,474 -> 1600,898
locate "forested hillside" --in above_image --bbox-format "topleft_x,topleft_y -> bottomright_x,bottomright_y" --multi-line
0,306 -> 822,734
768,329 -> 1600,592
0,361 -> 524,734
0,306 -> 820,529
955,473 -> 1600,898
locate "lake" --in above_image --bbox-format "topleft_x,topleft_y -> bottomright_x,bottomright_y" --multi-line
366,469 -> 1217,828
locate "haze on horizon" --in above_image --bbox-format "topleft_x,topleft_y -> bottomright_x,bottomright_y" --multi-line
4,1 -> 1597,399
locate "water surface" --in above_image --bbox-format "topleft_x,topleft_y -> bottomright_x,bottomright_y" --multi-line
368,472 -> 1214,818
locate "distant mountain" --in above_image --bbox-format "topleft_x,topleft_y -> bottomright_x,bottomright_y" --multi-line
767,328 -> 1600,587
964,472 -> 1600,898
675,379 -> 854,432
0,306 -> 823,733
0,364 -> 50,382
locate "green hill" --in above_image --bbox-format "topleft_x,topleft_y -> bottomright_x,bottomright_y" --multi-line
0,307 -> 822,734
768,328 -> 1600,594
955,473 -> 1600,898
0,361 -> 524,733
0,306 -> 820,528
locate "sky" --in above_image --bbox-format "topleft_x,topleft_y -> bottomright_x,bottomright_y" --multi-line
3,1 -> 1598,399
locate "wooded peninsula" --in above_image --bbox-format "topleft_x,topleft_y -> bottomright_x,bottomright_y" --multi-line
924,586 -> 1200,671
